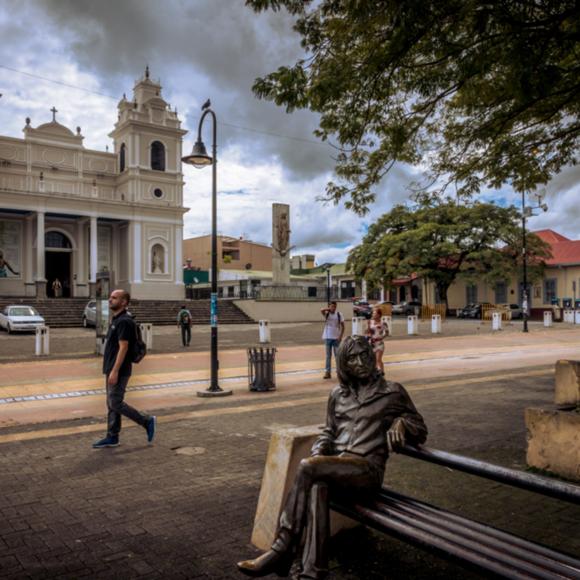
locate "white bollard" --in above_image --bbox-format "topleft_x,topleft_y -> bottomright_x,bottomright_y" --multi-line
492,312 -> 502,331
258,320 -> 271,343
139,323 -> 153,351
381,315 -> 392,336
407,315 -> 418,335
35,325 -> 49,356
96,337 -> 106,355
564,309 -> 574,323
431,314 -> 442,334
351,317 -> 366,336
543,311 -> 553,327
575,310 -> 580,325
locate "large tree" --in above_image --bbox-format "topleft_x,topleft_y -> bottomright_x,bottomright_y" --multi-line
346,199 -> 552,307
247,0 -> 580,214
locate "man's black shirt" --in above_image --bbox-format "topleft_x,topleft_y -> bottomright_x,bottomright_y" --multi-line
103,310 -> 135,377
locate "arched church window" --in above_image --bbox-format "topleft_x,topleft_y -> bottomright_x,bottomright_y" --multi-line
151,141 -> 166,171
151,244 -> 165,274
119,143 -> 126,172
45,232 -> 72,249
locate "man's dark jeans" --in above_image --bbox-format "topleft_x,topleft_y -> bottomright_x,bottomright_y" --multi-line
106,374 -> 149,437
180,324 -> 191,346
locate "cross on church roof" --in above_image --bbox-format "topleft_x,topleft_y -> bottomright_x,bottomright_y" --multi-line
50,106 -> 58,122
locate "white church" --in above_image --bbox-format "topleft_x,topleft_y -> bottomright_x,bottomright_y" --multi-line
0,68 -> 187,300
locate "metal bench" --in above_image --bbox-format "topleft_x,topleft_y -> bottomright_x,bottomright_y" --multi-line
331,446 -> 580,580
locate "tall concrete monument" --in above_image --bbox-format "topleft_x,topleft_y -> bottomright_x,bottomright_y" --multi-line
272,203 -> 291,285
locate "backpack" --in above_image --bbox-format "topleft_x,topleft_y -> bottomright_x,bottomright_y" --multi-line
180,310 -> 191,325
131,322 -> 147,363
325,311 -> 343,323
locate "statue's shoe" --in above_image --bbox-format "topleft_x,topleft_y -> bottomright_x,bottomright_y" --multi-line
236,549 -> 293,577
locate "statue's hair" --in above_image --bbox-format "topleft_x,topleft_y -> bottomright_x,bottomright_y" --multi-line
336,335 -> 375,388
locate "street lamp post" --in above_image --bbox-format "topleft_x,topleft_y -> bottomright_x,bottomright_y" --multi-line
325,266 -> 331,304
520,190 -> 548,334
182,101 -> 232,397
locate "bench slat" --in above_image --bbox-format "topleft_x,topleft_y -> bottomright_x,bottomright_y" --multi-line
380,488 -> 580,571
374,495 -> 579,579
331,490 -> 580,580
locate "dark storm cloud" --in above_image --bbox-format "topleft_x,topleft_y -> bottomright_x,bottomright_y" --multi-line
35,0 -> 335,179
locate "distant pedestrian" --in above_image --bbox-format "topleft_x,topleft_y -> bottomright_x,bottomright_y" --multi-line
177,304 -> 193,347
367,306 -> 388,375
93,289 -> 156,449
321,301 -> 344,379
52,278 -> 62,298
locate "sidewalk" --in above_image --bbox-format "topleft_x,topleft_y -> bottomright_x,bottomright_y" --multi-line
0,358 -> 578,579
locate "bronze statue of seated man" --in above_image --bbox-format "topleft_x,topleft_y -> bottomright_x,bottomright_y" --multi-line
237,335 -> 428,579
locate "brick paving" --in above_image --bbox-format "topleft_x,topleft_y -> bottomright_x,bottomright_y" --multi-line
0,366 -> 578,579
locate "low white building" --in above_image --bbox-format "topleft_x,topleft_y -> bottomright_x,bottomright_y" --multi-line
0,68 -> 187,300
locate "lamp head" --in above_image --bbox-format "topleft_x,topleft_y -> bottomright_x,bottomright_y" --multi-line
182,139 -> 212,168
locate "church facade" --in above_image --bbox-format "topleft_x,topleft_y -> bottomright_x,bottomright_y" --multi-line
0,69 -> 187,300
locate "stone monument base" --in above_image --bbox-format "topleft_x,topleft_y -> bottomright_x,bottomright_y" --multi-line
250,426 -> 358,551
525,406 -> 580,482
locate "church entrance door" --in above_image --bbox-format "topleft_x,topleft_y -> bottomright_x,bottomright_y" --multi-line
44,231 -> 74,298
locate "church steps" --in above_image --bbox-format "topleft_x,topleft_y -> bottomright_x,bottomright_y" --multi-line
0,298 -> 253,328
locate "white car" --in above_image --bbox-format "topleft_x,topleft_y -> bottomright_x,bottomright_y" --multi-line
0,305 -> 45,334
82,300 -> 97,327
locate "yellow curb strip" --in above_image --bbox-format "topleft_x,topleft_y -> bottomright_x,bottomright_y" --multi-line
0,368 -> 551,444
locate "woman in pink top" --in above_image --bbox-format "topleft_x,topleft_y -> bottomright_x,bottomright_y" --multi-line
367,307 -> 389,375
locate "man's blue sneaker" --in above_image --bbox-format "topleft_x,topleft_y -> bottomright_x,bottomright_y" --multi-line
92,435 -> 119,449
146,416 -> 156,443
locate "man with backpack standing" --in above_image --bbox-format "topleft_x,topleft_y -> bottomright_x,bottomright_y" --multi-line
92,289 -> 156,449
177,304 -> 193,347
321,301 -> 344,379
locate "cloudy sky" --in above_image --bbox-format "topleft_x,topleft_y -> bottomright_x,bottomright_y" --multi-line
0,0 -> 577,265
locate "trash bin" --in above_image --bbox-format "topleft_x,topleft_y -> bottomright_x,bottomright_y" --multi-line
248,347 -> 277,392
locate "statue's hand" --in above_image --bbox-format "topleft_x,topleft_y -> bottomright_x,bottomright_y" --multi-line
386,418 -> 406,453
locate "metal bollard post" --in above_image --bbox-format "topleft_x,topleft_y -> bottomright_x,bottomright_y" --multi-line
543,311 -> 553,328
96,337 -> 106,355
492,312 -> 502,331
35,325 -> 49,356
248,346 -> 277,391
258,320 -> 271,343
431,314 -> 442,334
351,317 -> 366,336
381,315 -> 392,336
407,315 -> 418,335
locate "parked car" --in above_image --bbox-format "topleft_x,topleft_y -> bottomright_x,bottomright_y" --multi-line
392,301 -> 422,315
0,305 -> 45,334
499,303 -> 524,319
466,302 -> 494,319
457,303 -> 476,319
353,299 -> 372,319
82,300 -> 97,327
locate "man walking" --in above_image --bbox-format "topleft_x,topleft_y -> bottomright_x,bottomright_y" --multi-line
177,304 -> 193,347
320,301 -> 344,379
93,289 -> 156,448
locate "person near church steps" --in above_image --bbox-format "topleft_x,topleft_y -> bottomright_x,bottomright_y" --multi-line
177,304 -> 193,347
321,301 -> 344,379
93,289 -> 156,449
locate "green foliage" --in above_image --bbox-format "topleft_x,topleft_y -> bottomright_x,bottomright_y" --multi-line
246,0 -> 580,214
346,199 -> 552,305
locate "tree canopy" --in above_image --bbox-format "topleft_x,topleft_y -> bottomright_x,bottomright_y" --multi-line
247,0 -> 580,214
346,199 -> 552,306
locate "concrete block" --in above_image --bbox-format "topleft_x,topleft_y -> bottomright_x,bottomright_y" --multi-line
250,426 -> 357,550
554,360 -> 580,407
526,406 -> 580,482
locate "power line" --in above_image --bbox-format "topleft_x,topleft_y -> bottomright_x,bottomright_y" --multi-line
0,64 -> 330,148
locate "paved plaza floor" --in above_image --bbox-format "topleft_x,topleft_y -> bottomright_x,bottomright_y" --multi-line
0,325 -> 579,578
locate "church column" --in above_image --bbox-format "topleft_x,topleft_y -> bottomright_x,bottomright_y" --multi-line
35,211 -> 46,298
175,225 -> 183,285
131,220 -> 142,284
89,216 -> 98,297
76,219 -> 86,293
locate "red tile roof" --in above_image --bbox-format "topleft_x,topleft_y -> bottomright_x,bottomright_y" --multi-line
534,229 -> 580,266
